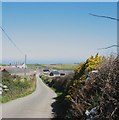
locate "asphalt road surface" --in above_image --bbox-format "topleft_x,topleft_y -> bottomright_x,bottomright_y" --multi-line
0,74 -> 57,118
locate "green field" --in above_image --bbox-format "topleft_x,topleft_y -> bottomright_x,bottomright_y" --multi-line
27,64 -> 78,70
0,64 -> 7,66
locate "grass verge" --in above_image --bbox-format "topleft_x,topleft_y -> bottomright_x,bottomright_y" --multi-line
1,71 -> 36,103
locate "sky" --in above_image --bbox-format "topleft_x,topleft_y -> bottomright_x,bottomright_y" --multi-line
1,2 -> 117,64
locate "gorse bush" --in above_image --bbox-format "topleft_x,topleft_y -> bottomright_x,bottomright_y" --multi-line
66,54 -> 103,107
74,53 -> 103,80
66,55 -> 119,119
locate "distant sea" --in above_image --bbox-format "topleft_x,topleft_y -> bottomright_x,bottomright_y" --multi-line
2,59 -> 84,65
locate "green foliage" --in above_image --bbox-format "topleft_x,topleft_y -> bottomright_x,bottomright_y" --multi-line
64,55 -> 119,119
61,54 -> 103,118
1,71 -> 36,103
67,54 -> 103,99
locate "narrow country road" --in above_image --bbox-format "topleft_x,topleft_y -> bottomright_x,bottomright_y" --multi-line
0,74 -> 57,118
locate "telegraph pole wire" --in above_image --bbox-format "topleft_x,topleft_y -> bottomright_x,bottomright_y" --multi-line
89,13 -> 119,21
0,26 -> 24,55
89,13 -> 119,55
98,45 -> 119,50
0,26 -> 27,76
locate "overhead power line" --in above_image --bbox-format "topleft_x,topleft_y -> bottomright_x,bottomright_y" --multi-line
89,13 -> 119,21
0,26 -> 27,72
98,45 -> 119,50
89,13 -> 119,53
0,26 -> 24,55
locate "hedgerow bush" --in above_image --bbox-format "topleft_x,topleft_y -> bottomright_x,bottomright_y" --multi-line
66,55 -> 119,120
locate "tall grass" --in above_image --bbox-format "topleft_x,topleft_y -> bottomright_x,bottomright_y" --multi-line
1,71 -> 36,103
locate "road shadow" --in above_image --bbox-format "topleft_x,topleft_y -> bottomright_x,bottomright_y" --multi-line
51,93 -> 68,119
